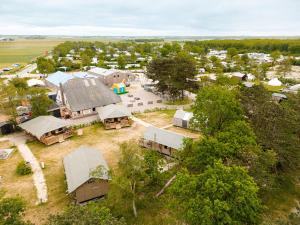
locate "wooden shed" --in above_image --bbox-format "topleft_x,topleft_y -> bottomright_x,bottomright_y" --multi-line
63,146 -> 110,204
19,116 -> 72,145
97,104 -> 132,129
139,126 -> 188,157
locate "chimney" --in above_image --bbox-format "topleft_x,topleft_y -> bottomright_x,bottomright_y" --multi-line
59,83 -> 65,106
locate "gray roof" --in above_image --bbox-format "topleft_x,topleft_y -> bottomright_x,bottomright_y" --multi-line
143,126 -> 187,150
289,84 -> 300,92
173,109 -> 193,121
19,116 -> 70,139
62,78 -> 121,112
63,146 -> 110,193
272,93 -> 287,99
97,104 -> 131,121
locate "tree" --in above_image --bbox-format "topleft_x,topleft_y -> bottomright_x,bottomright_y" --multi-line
46,203 -> 126,225
117,55 -> 126,69
115,142 -> 146,217
30,91 -> 53,118
36,57 -> 56,74
147,53 -> 198,99
81,54 -> 91,67
171,162 -> 262,225
192,85 -> 243,135
239,85 -> 300,171
270,51 -> 281,65
226,48 -> 238,60
0,195 -> 32,225
277,57 -> 292,77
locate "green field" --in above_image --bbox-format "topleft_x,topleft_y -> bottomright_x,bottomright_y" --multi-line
0,39 -> 64,69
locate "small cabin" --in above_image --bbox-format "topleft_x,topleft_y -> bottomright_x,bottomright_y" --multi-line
139,126 -> 188,157
19,116 -> 72,145
63,146 -> 110,204
97,104 -> 132,130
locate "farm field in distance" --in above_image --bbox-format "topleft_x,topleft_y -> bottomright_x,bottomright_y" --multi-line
0,39 -> 66,69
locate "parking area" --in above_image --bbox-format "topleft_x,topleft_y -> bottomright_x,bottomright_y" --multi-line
121,82 -> 167,113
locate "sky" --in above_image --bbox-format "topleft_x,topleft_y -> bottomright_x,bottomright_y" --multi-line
0,0 -> 299,36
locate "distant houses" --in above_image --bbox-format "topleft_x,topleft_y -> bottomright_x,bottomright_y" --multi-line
63,146 -> 110,203
57,78 -> 121,119
18,116 -> 72,145
139,126 -> 188,157
97,104 -> 132,129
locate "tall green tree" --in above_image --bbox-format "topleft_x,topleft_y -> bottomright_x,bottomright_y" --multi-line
171,162 -> 262,225
29,90 -> 53,118
36,57 -> 56,74
117,55 -> 126,69
147,53 -> 198,99
192,85 -> 243,135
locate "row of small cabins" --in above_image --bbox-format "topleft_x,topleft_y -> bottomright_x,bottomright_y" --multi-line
17,110 -> 193,203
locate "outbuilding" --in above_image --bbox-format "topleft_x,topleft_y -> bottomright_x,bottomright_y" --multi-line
268,78 -> 282,87
272,93 -> 287,102
97,104 -> 132,130
139,126 -> 188,157
19,116 -> 72,145
173,109 -> 193,129
63,146 -> 110,203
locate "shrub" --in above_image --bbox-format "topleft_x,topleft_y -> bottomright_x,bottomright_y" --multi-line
16,161 -> 32,176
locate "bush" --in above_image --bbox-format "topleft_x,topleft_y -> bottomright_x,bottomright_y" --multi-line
16,161 -> 32,176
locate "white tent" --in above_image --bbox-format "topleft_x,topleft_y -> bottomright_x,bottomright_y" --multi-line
27,79 -> 45,87
246,73 -> 256,81
268,78 -> 282,87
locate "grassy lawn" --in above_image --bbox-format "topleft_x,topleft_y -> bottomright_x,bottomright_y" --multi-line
20,123 -> 146,224
0,141 -> 37,209
166,97 -> 192,106
0,39 -> 65,69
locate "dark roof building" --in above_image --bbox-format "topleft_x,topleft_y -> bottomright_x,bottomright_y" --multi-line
57,78 -> 122,118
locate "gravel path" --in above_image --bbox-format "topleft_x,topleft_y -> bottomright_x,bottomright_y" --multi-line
131,116 -> 151,127
0,133 -> 48,204
17,144 -> 48,204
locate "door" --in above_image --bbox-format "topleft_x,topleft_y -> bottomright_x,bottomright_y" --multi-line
182,120 -> 188,128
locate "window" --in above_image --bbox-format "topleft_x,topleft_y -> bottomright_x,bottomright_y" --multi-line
92,108 -> 96,112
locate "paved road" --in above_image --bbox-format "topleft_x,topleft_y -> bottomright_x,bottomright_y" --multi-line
1,63 -> 41,79
0,132 -> 48,204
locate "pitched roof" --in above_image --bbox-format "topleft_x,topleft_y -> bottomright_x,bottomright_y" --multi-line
272,93 -> 287,99
19,116 -> 70,139
46,71 -> 73,87
97,104 -> 131,121
143,126 -> 187,150
173,109 -> 193,121
63,146 -> 110,193
62,78 -> 121,111
88,67 -> 117,77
